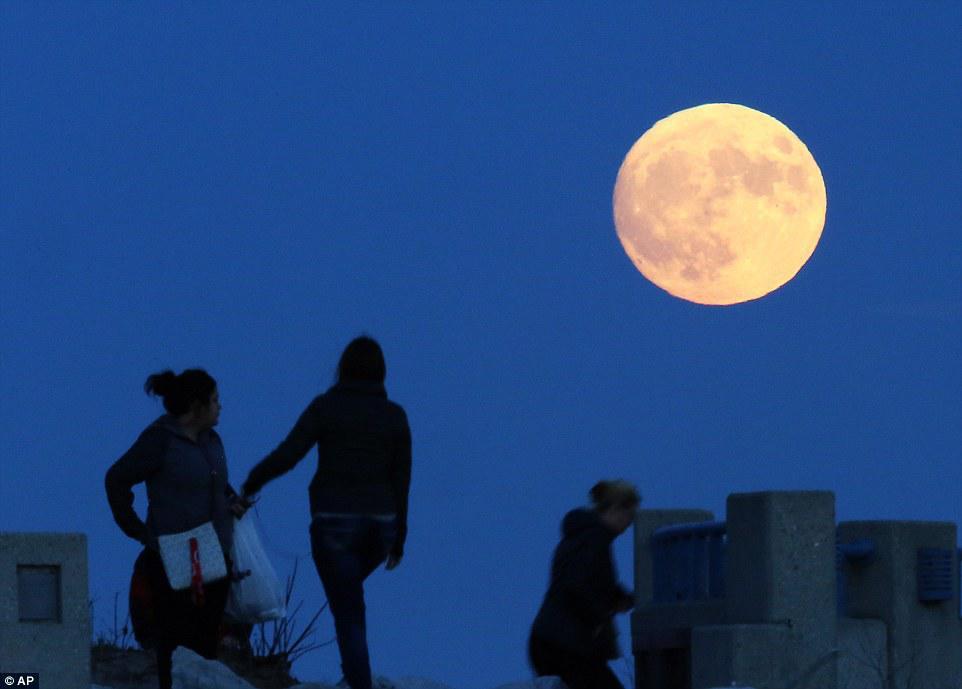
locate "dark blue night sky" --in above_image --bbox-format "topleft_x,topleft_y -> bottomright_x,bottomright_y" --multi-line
2,4 -> 960,687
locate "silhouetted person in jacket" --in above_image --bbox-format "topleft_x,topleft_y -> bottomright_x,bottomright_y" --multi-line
105,369 -> 247,689
242,336 -> 411,689
529,480 -> 640,689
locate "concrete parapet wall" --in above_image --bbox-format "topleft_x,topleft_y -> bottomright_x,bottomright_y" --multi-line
0,532 -> 91,688
838,521 -> 962,689
690,623 -> 790,689
633,600 -> 726,644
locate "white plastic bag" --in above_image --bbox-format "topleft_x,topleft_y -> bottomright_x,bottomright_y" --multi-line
225,514 -> 286,623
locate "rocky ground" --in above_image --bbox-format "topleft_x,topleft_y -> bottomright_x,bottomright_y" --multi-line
90,644 -> 565,689
91,642 -> 300,689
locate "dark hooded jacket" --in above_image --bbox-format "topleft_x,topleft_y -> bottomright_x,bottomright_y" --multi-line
530,508 -> 633,661
105,415 -> 238,555
242,380 -> 412,557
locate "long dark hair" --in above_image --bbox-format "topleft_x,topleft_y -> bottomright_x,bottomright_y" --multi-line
144,369 -> 217,416
337,336 -> 386,384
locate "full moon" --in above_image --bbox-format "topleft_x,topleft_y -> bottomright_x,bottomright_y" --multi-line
613,103 -> 826,305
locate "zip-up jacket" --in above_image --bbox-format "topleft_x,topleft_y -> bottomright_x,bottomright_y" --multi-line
105,415 -> 238,555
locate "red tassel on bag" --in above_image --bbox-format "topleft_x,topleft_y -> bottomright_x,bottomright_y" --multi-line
189,537 -> 206,607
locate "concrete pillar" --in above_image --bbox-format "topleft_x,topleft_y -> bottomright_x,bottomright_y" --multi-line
723,491 -> 837,689
837,521 -> 962,689
633,509 -> 715,689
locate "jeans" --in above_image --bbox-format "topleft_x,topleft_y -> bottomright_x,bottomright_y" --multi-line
310,514 -> 397,689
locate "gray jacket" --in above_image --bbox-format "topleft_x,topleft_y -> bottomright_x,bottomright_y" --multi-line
105,415 -> 238,555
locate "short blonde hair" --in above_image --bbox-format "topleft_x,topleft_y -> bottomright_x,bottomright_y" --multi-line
589,480 -> 641,511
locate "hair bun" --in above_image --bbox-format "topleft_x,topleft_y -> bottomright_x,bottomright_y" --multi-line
142,368 -> 217,416
144,370 -> 177,397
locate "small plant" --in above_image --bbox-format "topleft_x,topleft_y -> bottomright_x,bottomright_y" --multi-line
90,592 -> 155,689
250,558 -> 335,665
91,591 -> 135,651
220,558 -> 335,688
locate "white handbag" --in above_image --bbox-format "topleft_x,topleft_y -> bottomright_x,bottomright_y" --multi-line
157,521 -> 227,590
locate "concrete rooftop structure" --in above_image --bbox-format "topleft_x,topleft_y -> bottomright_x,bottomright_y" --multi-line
632,491 -> 962,689
0,533 -> 91,688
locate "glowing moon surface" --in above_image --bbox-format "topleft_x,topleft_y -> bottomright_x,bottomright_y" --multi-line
613,103 -> 826,305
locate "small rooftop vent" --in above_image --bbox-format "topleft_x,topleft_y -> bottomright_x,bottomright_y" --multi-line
917,548 -> 954,603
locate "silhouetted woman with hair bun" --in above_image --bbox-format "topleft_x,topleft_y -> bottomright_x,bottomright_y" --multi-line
529,480 -> 641,689
242,336 -> 412,689
105,368 -> 248,689
143,369 -> 215,416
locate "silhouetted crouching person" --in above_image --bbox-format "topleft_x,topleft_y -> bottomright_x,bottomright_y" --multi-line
242,336 -> 412,689
529,480 -> 640,689
105,369 -> 247,689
